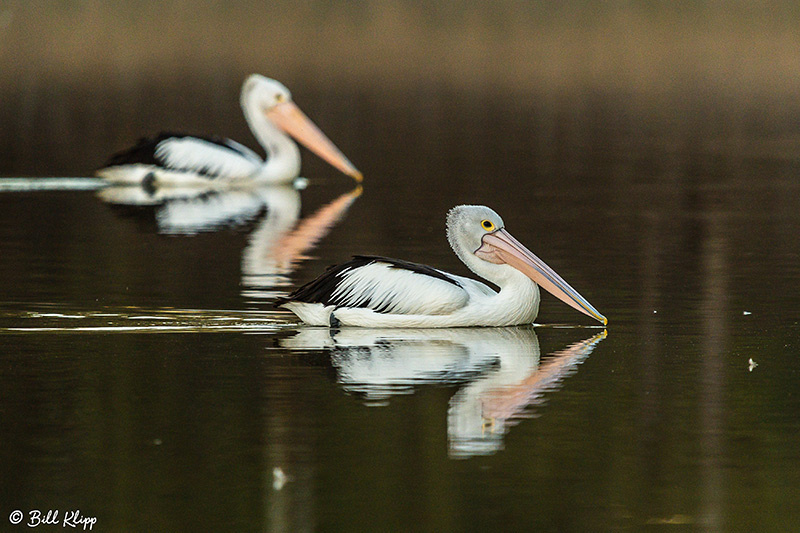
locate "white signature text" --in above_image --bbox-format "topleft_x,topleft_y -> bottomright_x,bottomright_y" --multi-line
8,509 -> 96,530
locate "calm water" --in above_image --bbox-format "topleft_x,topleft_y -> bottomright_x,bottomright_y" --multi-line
1,80 -> 800,532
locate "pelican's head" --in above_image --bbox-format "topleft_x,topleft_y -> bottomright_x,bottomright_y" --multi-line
447,205 -> 505,254
447,205 -> 607,325
241,75 -> 294,112
240,74 -> 362,182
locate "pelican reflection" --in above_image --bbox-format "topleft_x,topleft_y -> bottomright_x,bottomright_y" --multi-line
281,327 -> 606,457
98,182 -> 303,235
241,186 -> 361,299
98,183 -> 360,296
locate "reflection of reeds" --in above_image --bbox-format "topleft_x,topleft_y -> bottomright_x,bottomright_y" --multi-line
2,1 -> 800,94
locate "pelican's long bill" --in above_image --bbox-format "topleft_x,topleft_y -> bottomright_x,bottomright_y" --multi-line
266,101 -> 362,181
477,229 -> 607,325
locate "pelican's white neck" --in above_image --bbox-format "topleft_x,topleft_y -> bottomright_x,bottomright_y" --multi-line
447,229 -> 513,289
241,97 -> 301,180
448,228 -> 541,324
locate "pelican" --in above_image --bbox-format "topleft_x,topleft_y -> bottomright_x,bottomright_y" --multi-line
278,205 -> 607,327
97,75 -> 362,186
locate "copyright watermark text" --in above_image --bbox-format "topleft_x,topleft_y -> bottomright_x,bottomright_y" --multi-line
9,509 -> 96,530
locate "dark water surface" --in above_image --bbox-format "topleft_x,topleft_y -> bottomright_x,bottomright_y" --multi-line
1,79 -> 800,531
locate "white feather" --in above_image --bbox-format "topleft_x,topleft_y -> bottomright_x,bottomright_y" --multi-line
332,262 -> 470,315
155,137 -> 262,179
281,302 -> 334,326
329,270 -> 539,327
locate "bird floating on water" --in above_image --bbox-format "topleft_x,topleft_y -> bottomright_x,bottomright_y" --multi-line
278,205 -> 607,327
97,75 -> 362,186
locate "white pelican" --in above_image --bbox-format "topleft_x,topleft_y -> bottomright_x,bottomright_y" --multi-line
97,75 -> 362,186
278,205 -> 607,327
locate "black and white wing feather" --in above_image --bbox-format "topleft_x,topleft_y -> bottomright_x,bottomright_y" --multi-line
102,132 -> 263,179
278,256 -> 470,315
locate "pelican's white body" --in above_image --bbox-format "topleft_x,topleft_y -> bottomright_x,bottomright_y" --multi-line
98,133 -> 299,186
282,262 -> 541,327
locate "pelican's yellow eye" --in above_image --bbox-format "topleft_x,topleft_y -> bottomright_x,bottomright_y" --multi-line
481,219 -> 495,231
274,93 -> 285,103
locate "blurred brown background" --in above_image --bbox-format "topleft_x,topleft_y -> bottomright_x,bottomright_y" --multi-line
2,1 -> 799,175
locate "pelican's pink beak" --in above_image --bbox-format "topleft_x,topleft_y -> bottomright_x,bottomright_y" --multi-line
476,229 -> 607,325
266,101 -> 362,182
